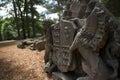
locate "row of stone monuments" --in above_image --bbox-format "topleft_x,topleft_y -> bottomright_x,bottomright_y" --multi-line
44,0 -> 120,80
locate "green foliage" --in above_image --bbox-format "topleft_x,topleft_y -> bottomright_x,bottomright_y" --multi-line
0,17 -> 3,41
1,17 -> 17,40
0,0 -> 61,40
102,0 -> 120,17
35,19 -> 44,36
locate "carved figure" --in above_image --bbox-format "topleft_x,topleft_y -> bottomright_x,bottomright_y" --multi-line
44,0 -> 120,80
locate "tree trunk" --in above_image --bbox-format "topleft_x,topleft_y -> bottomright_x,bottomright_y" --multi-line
17,1 -> 26,39
20,12 -> 26,39
30,0 -> 36,38
26,13 -> 30,38
12,0 -> 21,40
57,1 -> 61,21
0,27 -> 2,41
25,0 -> 30,38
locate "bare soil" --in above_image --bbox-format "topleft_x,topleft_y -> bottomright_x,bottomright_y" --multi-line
0,45 -> 51,80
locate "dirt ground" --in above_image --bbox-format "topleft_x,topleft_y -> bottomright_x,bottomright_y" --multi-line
0,45 -> 52,80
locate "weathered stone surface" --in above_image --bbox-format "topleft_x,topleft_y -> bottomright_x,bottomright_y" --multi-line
33,40 -> 45,51
51,19 -> 80,72
44,0 -> 120,80
17,40 -> 33,49
17,38 -> 45,51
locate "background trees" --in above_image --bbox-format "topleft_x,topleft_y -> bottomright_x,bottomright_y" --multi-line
0,17 -> 3,41
0,0 -> 46,40
0,0 -> 120,41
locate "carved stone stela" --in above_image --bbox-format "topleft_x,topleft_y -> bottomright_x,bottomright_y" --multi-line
44,0 -> 120,80
52,20 -> 78,72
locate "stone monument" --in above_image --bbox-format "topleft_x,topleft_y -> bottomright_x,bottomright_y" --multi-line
44,0 -> 120,80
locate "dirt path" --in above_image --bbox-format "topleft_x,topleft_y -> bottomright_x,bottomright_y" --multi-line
0,45 -> 51,80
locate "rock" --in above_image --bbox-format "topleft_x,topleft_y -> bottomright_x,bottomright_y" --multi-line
17,37 -> 45,51
33,40 -> 46,51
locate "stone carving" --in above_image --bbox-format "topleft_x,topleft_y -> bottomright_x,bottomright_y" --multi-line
44,0 -> 120,80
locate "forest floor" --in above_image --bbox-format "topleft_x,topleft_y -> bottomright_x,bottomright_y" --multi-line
0,45 -> 52,80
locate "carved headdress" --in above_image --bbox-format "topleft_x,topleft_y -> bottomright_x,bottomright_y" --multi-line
63,0 -> 101,18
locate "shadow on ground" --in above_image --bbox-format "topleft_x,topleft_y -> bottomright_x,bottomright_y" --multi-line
0,58 -> 38,80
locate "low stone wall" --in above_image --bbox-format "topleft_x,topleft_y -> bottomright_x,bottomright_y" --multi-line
0,40 -> 19,48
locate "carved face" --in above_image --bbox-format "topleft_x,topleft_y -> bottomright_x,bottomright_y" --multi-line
69,0 -> 90,18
